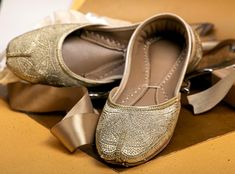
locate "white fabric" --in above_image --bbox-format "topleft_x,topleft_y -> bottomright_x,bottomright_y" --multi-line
0,0 -> 73,53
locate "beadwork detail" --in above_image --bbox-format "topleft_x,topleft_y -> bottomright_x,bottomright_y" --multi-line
6,24 -> 89,86
95,14 -> 202,166
96,94 -> 181,165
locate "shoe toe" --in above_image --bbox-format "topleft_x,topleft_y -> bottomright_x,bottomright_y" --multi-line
6,30 -> 45,83
96,127 -> 158,166
6,24 -> 91,86
96,99 -> 180,166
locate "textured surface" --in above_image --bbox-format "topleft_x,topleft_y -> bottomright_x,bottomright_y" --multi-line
6,24 -> 91,87
96,95 -> 180,165
95,13 -> 202,166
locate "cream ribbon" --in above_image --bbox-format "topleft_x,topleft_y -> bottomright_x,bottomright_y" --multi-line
8,82 -> 86,113
50,87 -> 99,152
188,67 -> 235,114
8,82 -> 99,152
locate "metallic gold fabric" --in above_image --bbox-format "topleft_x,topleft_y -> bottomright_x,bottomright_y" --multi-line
187,29 -> 203,73
6,24 -> 96,87
96,89 -> 181,166
95,13 -> 202,166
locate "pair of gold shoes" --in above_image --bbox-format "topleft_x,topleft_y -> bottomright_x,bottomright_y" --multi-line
6,13 -> 202,166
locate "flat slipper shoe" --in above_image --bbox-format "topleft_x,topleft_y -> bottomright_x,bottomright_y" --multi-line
6,22 -> 209,87
6,23 -> 136,87
95,13 -> 202,166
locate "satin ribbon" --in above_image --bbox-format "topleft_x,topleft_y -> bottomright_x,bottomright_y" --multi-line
187,67 -> 235,114
50,87 -> 99,152
8,82 -> 87,113
7,82 -> 99,152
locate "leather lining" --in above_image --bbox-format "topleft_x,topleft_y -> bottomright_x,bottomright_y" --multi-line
114,18 -> 188,106
62,26 -> 135,82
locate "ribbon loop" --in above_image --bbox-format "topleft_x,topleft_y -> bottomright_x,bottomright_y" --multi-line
187,68 -> 235,114
8,83 -> 100,152
50,87 -> 99,152
8,82 -> 85,113
51,112 -> 99,152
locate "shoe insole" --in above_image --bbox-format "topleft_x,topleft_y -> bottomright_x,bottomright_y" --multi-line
115,37 -> 185,106
62,33 -> 125,81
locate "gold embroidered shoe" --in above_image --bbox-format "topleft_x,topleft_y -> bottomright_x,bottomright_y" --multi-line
6,22 -> 208,87
96,13 -> 202,166
6,24 -> 136,87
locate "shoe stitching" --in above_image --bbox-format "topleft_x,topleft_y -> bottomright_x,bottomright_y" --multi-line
121,37 -> 186,104
120,37 -> 157,104
99,63 -> 124,79
84,30 -> 126,49
157,50 -> 186,101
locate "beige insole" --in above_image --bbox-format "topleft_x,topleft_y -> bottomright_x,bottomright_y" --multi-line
116,37 -> 185,106
62,33 -> 124,80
